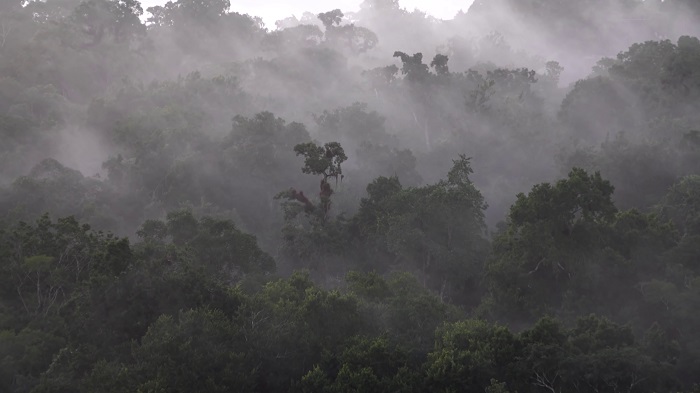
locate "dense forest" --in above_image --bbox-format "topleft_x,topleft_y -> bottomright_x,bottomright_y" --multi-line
1,0 -> 700,391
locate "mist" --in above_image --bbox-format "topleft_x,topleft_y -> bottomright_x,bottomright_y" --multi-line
1,0 -> 700,391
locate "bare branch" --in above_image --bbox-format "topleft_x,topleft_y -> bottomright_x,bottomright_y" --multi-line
0,19 -> 11,48
628,374 -> 647,393
533,371 -> 559,393
528,258 -> 545,275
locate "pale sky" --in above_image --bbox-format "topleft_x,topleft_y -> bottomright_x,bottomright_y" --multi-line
139,0 -> 473,28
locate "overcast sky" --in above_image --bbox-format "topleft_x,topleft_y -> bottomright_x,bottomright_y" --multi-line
139,0 -> 474,28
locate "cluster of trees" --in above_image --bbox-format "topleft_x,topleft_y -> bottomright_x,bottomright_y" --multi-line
1,0 -> 700,391
2,168 -> 700,391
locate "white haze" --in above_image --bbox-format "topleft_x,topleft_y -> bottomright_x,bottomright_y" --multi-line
2,0 -> 699,238
138,0 -> 473,29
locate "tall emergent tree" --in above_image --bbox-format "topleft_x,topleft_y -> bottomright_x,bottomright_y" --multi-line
276,141 -> 347,220
274,142 -> 348,272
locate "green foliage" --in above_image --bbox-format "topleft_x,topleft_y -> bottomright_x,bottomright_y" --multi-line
393,51 -> 430,83
509,167 -> 616,226
297,336 -> 418,393
313,102 -> 396,147
137,209 -> 276,277
562,36 -> 700,145
485,168 -> 680,321
354,156 -> 489,304
273,141 -> 352,272
227,111 -> 312,178
0,328 -> 66,391
659,175 -> 700,237
346,271 -> 391,300
147,0 -> 231,27
1,1 -> 700,391
132,309 -> 253,393
0,211 -> 696,392
424,319 -> 517,392
294,141 -> 347,182
0,214 -> 133,320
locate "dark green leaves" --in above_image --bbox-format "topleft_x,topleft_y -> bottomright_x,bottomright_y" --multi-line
294,141 -> 347,182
